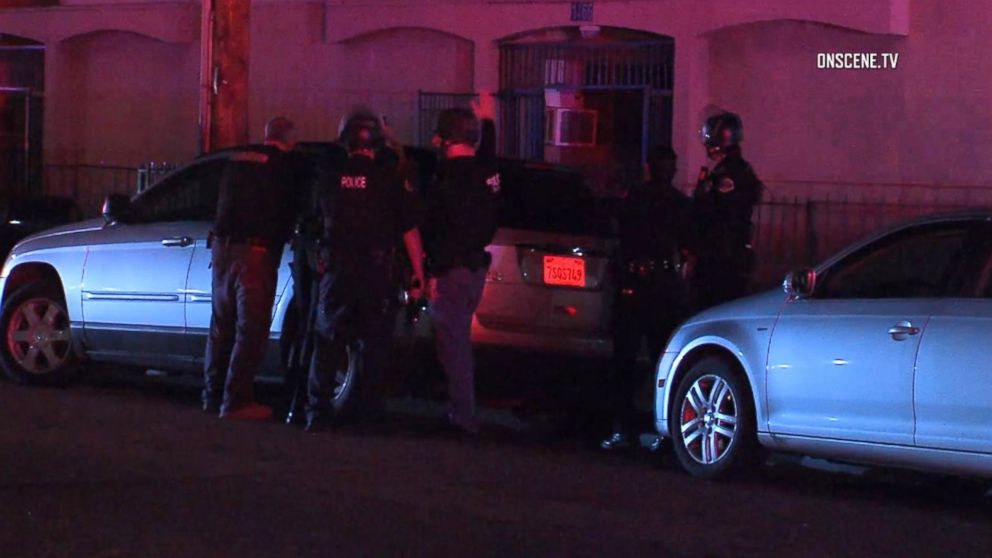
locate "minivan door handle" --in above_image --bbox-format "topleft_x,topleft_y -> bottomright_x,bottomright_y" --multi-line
161,236 -> 193,248
887,321 -> 920,341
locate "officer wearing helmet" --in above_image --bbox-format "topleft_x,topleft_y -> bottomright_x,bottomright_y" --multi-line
303,109 -> 426,431
690,111 -> 764,309
424,94 -> 500,436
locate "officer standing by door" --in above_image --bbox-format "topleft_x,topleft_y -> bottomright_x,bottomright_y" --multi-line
690,112 -> 764,310
305,114 -> 426,432
204,116 -> 309,421
601,146 -> 691,450
425,97 -> 500,436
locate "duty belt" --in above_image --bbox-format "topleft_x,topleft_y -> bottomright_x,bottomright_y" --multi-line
625,258 -> 680,276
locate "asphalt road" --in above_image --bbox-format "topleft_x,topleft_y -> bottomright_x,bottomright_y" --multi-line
1,365 -> 990,558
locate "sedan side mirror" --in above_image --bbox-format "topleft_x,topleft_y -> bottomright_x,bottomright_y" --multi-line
784,268 -> 816,299
101,194 -> 132,225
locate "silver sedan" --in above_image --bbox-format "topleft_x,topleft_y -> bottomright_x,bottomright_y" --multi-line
655,212 -> 992,479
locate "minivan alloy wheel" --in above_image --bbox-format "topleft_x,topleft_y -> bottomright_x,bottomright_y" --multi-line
679,374 -> 739,465
6,297 -> 72,375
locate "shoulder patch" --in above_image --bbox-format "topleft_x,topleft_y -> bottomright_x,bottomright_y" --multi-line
717,177 -> 735,193
231,151 -> 269,164
485,173 -> 501,193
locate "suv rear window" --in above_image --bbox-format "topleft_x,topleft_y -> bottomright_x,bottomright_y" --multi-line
497,162 -> 615,238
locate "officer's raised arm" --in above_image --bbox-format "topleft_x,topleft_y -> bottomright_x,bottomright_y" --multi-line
472,90 -> 497,161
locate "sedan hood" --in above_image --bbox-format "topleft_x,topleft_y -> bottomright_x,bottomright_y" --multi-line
682,288 -> 788,326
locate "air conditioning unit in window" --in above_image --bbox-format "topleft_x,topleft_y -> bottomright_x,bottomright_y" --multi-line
544,108 -> 597,147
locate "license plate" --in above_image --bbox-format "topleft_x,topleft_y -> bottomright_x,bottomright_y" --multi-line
543,256 -> 585,287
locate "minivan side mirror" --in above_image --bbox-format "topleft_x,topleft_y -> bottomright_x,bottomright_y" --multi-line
783,268 -> 816,299
101,194 -> 132,225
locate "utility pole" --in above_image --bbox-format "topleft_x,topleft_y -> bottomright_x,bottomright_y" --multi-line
199,0 -> 250,153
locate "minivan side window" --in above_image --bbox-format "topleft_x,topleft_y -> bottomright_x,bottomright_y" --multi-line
134,159 -> 226,223
816,223 -> 973,299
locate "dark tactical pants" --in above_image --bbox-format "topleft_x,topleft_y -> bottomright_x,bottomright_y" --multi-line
609,271 -> 688,435
431,266 -> 487,432
306,267 -> 393,423
203,242 -> 281,414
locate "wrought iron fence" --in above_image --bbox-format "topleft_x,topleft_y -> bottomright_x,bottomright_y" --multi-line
42,164 -> 138,217
42,162 -> 174,217
750,197 -> 975,287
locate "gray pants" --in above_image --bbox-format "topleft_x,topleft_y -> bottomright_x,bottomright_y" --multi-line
430,266 -> 487,432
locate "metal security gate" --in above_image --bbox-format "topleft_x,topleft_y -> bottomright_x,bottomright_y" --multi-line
499,91 -> 544,160
499,41 -> 674,92
1,38 -> 45,198
498,38 -> 675,175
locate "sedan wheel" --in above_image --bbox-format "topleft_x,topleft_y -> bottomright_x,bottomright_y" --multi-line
670,357 -> 757,479
679,374 -> 739,466
0,285 -> 76,384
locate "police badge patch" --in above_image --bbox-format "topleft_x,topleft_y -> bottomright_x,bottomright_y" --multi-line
718,177 -> 735,193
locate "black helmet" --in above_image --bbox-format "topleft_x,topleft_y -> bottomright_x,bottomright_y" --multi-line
338,108 -> 384,152
700,112 -> 743,150
435,108 -> 479,146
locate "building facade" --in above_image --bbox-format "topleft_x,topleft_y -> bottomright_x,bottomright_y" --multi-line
3,0 -> 991,204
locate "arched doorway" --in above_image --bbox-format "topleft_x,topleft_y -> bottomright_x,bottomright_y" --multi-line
499,26 -> 674,194
0,34 -> 44,197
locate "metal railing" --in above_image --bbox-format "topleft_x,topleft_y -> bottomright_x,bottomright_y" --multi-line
750,197 -> 975,287
42,162 -> 174,217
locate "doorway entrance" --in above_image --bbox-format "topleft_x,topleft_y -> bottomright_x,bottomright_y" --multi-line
0,36 -> 44,198
498,27 -> 674,194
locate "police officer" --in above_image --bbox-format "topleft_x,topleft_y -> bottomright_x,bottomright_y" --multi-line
305,113 -> 426,432
425,98 -> 500,436
601,146 -> 691,450
690,112 -> 764,310
204,116 -> 309,421
283,142 -> 346,425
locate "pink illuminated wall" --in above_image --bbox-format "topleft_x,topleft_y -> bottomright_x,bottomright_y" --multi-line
3,0 -> 991,201
709,7 -> 992,191
51,30 -> 198,166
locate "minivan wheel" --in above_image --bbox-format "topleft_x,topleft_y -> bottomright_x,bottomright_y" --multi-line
301,340 -> 369,422
669,357 -> 757,480
330,344 -> 358,413
0,284 -> 76,385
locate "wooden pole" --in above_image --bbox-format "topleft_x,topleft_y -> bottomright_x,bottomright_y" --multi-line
199,0 -> 250,153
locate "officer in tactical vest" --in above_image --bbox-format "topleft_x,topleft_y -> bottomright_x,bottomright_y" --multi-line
425,97 -> 500,436
283,141 -> 346,425
690,112 -> 764,310
304,113 -> 426,432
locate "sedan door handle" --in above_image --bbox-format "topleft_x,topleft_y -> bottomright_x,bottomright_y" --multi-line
887,321 -> 920,341
161,236 -> 193,248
